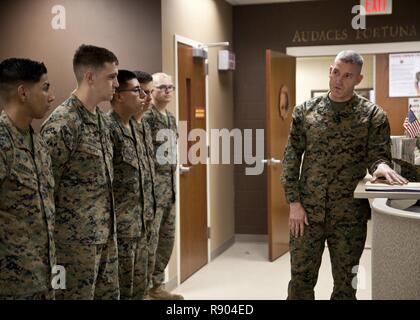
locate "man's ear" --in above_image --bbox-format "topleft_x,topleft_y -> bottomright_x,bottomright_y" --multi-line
85,69 -> 95,84
17,84 -> 28,103
356,74 -> 364,86
329,65 -> 333,75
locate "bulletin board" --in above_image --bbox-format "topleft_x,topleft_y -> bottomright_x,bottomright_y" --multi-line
389,53 -> 420,97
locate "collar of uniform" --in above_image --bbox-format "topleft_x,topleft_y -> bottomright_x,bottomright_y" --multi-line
324,92 -> 358,112
70,94 -> 99,125
110,110 -> 135,141
0,110 -> 35,153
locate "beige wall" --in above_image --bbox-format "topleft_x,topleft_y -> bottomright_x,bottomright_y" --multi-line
161,0 -> 235,284
0,0 -> 162,131
296,55 -> 374,105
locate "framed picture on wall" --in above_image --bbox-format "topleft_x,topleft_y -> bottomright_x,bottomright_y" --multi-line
311,88 -> 373,100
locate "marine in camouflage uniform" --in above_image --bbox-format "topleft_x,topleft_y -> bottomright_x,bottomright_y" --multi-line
281,51 -> 409,300
0,112 -> 56,300
109,108 -> 152,300
282,92 -> 393,300
143,105 -> 178,291
41,95 -> 119,300
0,58 -> 56,300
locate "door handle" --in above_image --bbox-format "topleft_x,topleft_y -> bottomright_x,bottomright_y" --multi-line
270,158 -> 282,165
179,165 -> 191,174
262,158 -> 283,166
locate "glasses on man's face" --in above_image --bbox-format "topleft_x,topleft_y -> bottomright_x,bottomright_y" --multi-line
155,85 -> 176,92
117,87 -> 146,97
142,89 -> 152,96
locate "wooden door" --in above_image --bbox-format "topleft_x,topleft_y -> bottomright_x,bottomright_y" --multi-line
177,42 -> 208,282
265,50 -> 296,261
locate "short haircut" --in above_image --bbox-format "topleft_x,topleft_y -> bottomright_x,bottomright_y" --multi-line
116,69 -> 137,90
152,72 -> 172,85
0,58 -> 47,103
133,70 -> 153,84
335,50 -> 364,67
73,44 -> 119,82
111,69 -> 137,104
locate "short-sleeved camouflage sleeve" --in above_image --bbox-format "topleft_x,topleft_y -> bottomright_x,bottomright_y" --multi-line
40,121 -> 76,188
367,107 -> 393,174
281,103 -> 306,203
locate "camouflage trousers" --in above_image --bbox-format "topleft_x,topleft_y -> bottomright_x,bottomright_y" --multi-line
287,217 -> 367,300
55,236 -> 120,300
0,290 -> 55,300
117,226 -> 158,300
151,204 -> 176,286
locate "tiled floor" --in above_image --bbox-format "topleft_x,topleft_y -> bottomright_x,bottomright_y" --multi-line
173,227 -> 372,300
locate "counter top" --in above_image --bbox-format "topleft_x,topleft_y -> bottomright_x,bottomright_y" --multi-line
354,175 -> 420,200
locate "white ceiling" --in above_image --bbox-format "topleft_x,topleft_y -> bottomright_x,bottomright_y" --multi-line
225,0 -> 319,5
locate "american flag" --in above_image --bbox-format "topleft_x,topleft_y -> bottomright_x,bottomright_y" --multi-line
403,107 -> 420,138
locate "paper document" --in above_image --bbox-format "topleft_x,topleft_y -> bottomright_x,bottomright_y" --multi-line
365,181 -> 420,192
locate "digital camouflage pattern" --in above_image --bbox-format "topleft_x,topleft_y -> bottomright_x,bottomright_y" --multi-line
134,118 -> 159,294
117,234 -> 158,300
288,217 -> 367,299
109,111 -> 148,299
54,237 -> 119,300
282,93 -> 392,223
142,106 -> 178,287
109,112 -> 144,239
41,95 -> 116,244
151,205 -> 176,286
0,111 -> 56,298
41,95 -> 118,299
136,118 -> 156,223
143,106 -> 177,207
282,93 -> 392,300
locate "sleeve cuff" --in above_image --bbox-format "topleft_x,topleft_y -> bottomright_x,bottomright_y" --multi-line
285,190 -> 300,204
370,159 -> 393,174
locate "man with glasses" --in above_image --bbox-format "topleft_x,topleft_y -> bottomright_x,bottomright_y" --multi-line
282,50 -> 407,300
143,72 -> 182,300
109,70 -> 150,299
41,44 -> 120,300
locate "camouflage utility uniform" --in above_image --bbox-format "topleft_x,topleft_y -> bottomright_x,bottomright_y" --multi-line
282,93 -> 392,300
143,106 -> 177,287
0,111 -> 56,300
109,112 -> 154,299
134,118 -> 158,295
41,95 -> 119,300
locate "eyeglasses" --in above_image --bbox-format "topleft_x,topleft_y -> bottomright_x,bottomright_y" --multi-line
155,85 -> 176,92
142,89 -> 152,96
117,87 -> 146,97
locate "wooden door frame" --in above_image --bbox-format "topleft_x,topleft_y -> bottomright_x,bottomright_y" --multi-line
266,50 -> 296,261
174,34 -> 211,286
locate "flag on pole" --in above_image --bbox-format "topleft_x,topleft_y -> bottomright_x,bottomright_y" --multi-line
403,106 -> 420,138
